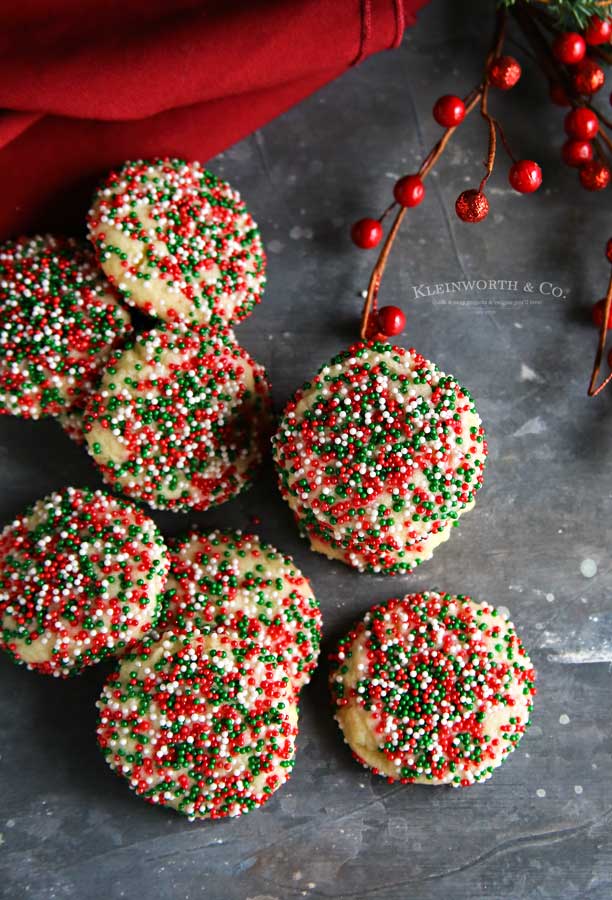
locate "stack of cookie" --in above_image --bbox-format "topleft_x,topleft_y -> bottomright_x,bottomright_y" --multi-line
0,159 -> 322,820
0,159 -> 272,512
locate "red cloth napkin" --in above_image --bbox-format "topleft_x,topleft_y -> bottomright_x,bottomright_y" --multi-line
0,0 -> 428,240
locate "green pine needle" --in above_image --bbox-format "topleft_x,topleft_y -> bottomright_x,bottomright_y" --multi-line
498,0 -> 611,30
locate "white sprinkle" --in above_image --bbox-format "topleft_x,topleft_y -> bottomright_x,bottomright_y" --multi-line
580,558 -> 597,578
559,714 -> 570,725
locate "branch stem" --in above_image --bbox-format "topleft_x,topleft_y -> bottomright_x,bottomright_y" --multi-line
588,269 -> 612,397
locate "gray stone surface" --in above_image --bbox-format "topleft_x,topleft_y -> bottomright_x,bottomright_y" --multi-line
1,1 -> 611,898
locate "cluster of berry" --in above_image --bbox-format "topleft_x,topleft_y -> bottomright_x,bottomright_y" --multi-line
348,12 -> 610,345
549,18 -> 611,190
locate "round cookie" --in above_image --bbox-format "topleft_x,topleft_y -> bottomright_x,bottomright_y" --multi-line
0,487 -> 169,676
330,592 -> 536,785
83,324 -> 271,512
160,529 -> 322,691
88,158 -> 266,325
273,340 -> 487,574
97,631 -> 298,819
0,235 -> 131,418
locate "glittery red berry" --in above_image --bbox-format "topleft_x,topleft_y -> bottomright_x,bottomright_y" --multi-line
488,55 -> 522,90
584,16 -> 612,46
393,175 -> 425,207
351,218 -> 383,249
561,139 -> 594,167
606,238 -> 612,263
432,95 -> 466,127
552,32 -> 586,65
455,189 -> 489,223
592,298 -> 612,329
509,160 -> 542,194
564,107 -> 599,140
549,81 -> 571,107
572,58 -> 605,96
580,160 -> 611,191
377,305 -> 406,337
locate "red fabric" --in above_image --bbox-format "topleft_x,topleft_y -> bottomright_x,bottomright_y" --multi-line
0,0 -> 428,240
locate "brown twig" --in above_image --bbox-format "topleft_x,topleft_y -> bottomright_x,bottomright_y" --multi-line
479,10 -> 509,190
592,46 -> 612,65
594,130 -> 612,164
588,269 -> 612,397
359,13 -> 508,340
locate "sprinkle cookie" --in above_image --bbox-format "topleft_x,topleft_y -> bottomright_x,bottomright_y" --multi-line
330,592 -> 536,785
97,631 -> 298,819
160,529 -> 322,691
88,158 -> 266,325
273,340 -> 487,574
0,487 -> 169,676
84,325 -> 271,512
0,235 -> 131,418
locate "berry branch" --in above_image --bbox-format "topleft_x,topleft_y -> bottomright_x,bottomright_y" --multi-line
355,7 -> 541,340
358,87 -> 482,340
352,0 -> 611,397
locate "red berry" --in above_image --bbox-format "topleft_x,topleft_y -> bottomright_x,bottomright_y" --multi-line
377,305 -> 406,337
564,107 -> 599,139
351,218 -> 383,249
606,238 -> 612,264
393,175 -> 425,208
455,189 -> 489,223
432,95 -> 466,127
561,139 -> 593,167
488,56 -> 522,90
580,160 -> 611,191
584,16 -> 612,46
552,32 -> 586,65
549,81 -> 571,107
572,58 -> 605,95
509,160 -> 542,193
592,298 -> 612,329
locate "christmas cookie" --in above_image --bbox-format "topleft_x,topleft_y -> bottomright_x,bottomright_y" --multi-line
97,631 -> 298,819
160,529 -> 322,691
88,158 -> 266,325
83,325 -> 271,512
0,487 -> 169,676
0,235 -> 131,418
273,340 -> 487,574
330,592 -> 536,785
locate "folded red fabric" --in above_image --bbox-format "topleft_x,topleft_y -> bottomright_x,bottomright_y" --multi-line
0,0 -> 428,240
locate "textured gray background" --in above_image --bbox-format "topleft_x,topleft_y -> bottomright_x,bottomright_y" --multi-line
1,1 -> 612,898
